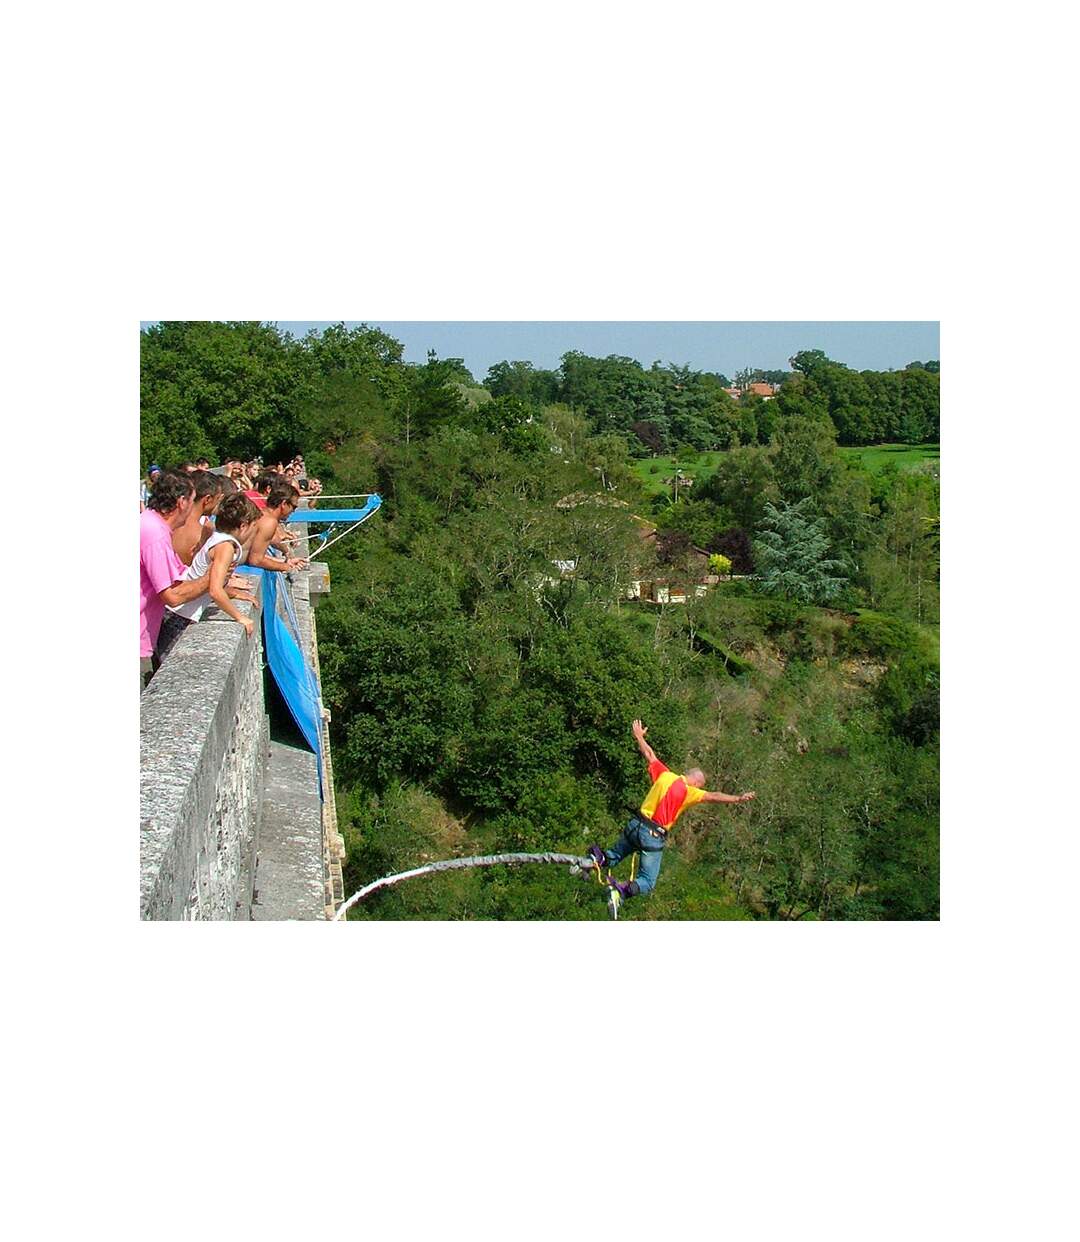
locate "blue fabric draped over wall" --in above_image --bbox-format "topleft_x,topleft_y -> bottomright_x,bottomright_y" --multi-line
255,569 -> 323,794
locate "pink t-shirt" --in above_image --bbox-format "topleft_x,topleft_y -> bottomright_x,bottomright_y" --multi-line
140,508 -> 186,657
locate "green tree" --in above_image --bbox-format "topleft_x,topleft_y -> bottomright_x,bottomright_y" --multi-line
789,349 -> 832,376
525,613 -> 687,809
558,351 -> 664,433
303,322 -> 408,407
755,498 -> 847,604
402,355 -> 468,442
584,431 -> 633,492
140,320 -> 308,462
318,566 -> 475,788
897,367 -> 939,442
485,360 -> 560,404
655,497 -> 725,550
770,405 -> 841,505
698,444 -> 778,529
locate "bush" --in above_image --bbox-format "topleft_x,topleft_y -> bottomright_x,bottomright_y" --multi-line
690,625 -> 754,675
875,653 -> 940,743
792,612 -> 849,661
714,577 -> 758,598
747,597 -> 802,633
713,527 -> 754,574
844,610 -> 921,658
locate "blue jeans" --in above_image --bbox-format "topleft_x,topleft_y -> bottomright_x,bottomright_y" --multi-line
604,817 -> 667,895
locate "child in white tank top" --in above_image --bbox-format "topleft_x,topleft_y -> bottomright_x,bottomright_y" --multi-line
170,530 -> 245,621
164,494 -> 260,638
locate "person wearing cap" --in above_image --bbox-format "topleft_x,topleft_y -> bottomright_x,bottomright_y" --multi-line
141,464 -> 162,510
584,719 -> 755,914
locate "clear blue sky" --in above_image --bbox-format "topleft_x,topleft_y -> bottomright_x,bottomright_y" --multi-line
273,321 -> 940,381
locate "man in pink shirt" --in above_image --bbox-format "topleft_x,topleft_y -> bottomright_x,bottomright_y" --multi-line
140,470 -> 212,689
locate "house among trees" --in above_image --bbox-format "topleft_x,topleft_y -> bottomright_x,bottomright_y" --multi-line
723,381 -> 779,400
629,527 -> 716,605
724,381 -> 779,399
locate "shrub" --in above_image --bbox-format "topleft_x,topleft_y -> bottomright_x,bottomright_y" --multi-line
792,612 -> 849,660
875,655 -> 939,744
844,610 -> 920,658
713,527 -> 754,574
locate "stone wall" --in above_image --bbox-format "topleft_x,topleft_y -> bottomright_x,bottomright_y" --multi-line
140,540 -> 340,921
140,580 -> 267,920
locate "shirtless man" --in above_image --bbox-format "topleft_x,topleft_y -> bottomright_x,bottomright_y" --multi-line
172,470 -> 222,565
246,481 -> 307,573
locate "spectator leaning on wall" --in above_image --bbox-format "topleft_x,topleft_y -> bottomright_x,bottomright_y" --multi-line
173,470 -> 224,565
244,473 -> 276,511
140,470 -> 211,690
155,493 -> 261,659
246,482 -> 308,573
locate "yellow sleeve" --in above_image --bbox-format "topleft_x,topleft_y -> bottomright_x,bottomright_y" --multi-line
681,784 -> 707,809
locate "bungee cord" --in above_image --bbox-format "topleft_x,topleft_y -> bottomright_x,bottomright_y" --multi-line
333,851 -> 594,920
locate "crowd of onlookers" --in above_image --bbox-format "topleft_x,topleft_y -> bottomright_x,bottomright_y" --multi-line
139,454 -> 321,691
219,454 -> 324,500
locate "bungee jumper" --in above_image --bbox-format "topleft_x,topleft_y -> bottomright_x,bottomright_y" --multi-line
331,715 -> 755,922
585,718 -> 755,918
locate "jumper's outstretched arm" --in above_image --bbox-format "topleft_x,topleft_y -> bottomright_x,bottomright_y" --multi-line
701,789 -> 756,804
631,718 -> 660,766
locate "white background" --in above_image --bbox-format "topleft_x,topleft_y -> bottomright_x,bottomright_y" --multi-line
3,2 -> 1075,1240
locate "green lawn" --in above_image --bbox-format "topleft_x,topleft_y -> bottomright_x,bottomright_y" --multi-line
632,443 -> 938,496
631,451 -> 727,497
838,443 -> 939,473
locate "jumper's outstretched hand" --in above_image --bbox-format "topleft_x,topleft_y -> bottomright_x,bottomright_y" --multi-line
739,792 -> 756,803
632,719 -> 648,740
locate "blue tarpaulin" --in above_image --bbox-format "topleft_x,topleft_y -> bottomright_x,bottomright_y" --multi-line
253,493 -> 380,790
254,568 -> 323,791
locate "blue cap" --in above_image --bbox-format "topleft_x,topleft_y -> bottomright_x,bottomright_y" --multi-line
149,464 -> 162,473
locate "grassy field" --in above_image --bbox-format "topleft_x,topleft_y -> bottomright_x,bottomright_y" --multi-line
631,451 -> 726,497
838,443 -> 939,473
632,443 -> 938,496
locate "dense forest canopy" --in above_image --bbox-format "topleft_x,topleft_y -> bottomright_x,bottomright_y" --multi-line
141,322 -> 939,466
141,322 -> 939,920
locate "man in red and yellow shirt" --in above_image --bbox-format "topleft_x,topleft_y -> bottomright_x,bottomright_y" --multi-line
586,719 -> 755,904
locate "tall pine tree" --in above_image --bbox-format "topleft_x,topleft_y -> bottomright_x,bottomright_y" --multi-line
755,498 -> 847,604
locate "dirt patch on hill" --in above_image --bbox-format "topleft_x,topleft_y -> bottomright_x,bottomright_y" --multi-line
840,657 -> 888,688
